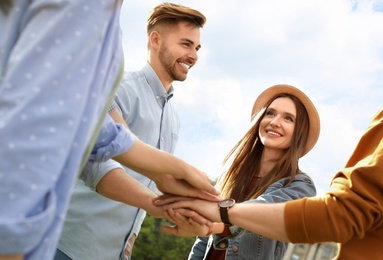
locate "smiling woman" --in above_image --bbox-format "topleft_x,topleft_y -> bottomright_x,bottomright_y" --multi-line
258,97 -> 298,161
157,84 -> 321,260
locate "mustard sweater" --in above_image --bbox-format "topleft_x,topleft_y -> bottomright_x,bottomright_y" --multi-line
285,110 -> 383,260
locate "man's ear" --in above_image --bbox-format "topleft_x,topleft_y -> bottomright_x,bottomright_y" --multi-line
149,31 -> 161,50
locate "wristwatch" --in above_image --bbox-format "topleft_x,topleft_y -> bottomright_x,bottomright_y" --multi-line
218,198 -> 236,226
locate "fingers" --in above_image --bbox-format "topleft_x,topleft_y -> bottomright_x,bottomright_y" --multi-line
153,195 -> 193,206
162,210 -> 197,237
168,209 -> 210,237
180,167 -> 220,196
156,177 -> 202,198
161,225 -> 177,235
155,174 -> 221,202
174,208 -> 212,226
165,209 -> 190,225
193,190 -> 222,202
153,197 -> 192,209
163,209 -> 178,224
187,217 -> 212,236
187,174 -> 221,196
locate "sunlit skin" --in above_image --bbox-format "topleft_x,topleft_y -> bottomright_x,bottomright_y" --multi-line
260,97 -> 296,151
155,97 -> 299,237
154,197 -> 288,242
258,97 -> 296,176
148,21 -> 201,90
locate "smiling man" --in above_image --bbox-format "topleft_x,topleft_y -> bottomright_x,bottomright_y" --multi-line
55,3 -> 207,260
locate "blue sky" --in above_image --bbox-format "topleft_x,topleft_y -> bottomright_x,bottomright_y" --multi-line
120,0 -> 383,195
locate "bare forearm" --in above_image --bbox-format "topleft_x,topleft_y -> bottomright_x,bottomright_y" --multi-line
157,197 -> 289,239
96,168 -> 156,211
113,140 -> 219,198
110,109 -> 218,197
113,138 -> 186,180
110,109 -> 183,180
230,203 -> 289,241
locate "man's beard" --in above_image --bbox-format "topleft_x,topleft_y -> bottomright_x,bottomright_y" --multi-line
158,45 -> 187,82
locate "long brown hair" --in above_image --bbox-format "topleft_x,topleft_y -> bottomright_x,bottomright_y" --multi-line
218,93 -> 310,202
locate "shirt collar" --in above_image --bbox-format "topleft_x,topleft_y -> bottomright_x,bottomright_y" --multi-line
142,63 -> 174,102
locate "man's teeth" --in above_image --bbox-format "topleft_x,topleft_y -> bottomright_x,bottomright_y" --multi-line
179,62 -> 190,69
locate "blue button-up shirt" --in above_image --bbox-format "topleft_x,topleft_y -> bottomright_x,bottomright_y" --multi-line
58,63 -> 180,259
0,1 -> 134,259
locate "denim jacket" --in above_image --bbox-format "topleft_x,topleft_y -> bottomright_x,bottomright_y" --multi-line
188,173 -> 316,260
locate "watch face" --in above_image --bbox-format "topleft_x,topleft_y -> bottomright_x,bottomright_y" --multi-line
219,198 -> 235,207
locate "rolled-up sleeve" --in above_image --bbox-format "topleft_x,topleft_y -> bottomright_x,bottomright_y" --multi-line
80,159 -> 124,190
80,114 -> 135,189
88,114 -> 135,163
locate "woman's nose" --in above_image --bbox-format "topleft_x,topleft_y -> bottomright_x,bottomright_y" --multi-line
270,117 -> 281,127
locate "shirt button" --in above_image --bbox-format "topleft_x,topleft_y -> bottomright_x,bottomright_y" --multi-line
161,136 -> 164,141
232,245 -> 238,252
219,242 -> 227,249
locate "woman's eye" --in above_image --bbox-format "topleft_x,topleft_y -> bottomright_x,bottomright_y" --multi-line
285,116 -> 294,122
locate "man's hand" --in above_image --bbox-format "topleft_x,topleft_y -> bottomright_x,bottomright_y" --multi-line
97,168 -> 164,217
154,175 -> 221,202
110,108 -> 221,201
113,139 -> 221,199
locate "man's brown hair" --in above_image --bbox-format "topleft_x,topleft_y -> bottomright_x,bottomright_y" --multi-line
147,2 -> 206,35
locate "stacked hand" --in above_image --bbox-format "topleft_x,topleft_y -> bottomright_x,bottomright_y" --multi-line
153,195 -> 224,237
154,176 -> 221,202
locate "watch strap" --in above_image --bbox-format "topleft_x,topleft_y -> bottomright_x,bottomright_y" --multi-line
219,206 -> 232,226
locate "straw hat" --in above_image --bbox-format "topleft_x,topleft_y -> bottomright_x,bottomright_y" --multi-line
251,84 -> 320,157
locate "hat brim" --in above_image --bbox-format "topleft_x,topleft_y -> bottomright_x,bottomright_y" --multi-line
251,84 -> 320,157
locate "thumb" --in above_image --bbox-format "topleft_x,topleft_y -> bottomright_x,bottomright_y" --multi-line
161,225 -> 177,235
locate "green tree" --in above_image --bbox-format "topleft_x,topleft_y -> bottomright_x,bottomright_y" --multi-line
133,215 -> 196,260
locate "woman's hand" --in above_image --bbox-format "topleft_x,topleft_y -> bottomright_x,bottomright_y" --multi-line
153,195 -> 222,223
161,209 -> 212,237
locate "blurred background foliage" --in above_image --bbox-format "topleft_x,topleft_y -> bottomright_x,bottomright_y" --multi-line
133,216 -> 196,259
